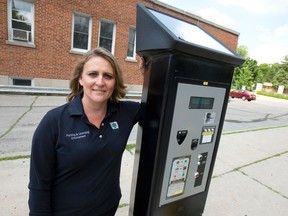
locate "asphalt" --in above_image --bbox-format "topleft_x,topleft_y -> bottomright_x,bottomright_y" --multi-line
0,93 -> 288,216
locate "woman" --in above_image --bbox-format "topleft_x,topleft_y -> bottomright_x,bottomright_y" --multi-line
28,47 -> 142,216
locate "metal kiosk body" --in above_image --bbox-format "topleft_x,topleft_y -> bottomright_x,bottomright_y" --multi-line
130,4 -> 245,216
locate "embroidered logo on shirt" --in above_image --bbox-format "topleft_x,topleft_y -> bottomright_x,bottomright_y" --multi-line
66,130 -> 90,140
110,121 -> 119,131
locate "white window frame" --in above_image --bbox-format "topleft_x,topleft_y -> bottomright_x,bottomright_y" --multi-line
126,26 -> 136,61
7,0 -> 35,46
71,12 -> 92,53
98,19 -> 116,54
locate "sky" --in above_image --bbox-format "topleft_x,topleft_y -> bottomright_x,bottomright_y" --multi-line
157,0 -> 288,64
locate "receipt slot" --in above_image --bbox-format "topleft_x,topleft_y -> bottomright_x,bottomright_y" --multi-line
129,4 -> 245,216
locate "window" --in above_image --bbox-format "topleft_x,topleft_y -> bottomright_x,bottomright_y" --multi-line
8,0 -> 34,44
126,27 -> 136,60
12,78 -> 32,86
99,20 -> 116,53
72,13 -> 91,51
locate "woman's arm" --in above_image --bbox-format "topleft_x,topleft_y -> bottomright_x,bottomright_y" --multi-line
28,112 -> 57,215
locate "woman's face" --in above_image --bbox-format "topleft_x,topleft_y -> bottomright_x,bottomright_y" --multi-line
79,56 -> 116,106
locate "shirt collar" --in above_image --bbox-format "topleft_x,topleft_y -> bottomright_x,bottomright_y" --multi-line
68,94 -> 84,116
68,94 -> 118,117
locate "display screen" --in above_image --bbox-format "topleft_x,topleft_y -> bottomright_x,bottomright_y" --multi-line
189,97 -> 214,109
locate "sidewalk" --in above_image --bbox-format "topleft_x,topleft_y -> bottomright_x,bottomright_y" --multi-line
0,94 -> 288,215
1,127 -> 288,215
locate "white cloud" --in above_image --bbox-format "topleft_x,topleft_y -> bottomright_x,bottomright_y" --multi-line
197,8 -> 234,28
157,0 -> 288,63
275,25 -> 288,37
251,25 -> 288,64
255,25 -> 270,32
250,43 -> 287,64
255,25 -> 271,42
258,34 -> 270,42
217,0 -> 288,14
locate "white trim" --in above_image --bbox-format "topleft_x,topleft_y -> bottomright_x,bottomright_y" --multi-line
126,26 -> 136,60
71,11 -> 92,52
98,19 -> 116,54
6,40 -> 35,48
7,0 -> 35,45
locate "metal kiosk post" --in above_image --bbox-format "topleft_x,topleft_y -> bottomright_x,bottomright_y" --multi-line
130,4 -> 245,216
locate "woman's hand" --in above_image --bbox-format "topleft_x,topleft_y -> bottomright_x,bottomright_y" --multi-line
139,57 -> 146,75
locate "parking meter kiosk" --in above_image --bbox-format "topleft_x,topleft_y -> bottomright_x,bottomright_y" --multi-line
130,4 -> 245,216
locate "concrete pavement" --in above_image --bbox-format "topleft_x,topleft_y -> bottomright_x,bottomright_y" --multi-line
0,94 -> 288,215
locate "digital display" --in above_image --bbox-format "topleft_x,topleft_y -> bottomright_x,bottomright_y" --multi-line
189,97 -> 214,109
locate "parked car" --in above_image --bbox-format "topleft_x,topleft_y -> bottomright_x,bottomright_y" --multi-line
229,90 -> 256,101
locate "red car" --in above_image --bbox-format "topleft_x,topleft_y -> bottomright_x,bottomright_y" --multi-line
229,90 -> 256,101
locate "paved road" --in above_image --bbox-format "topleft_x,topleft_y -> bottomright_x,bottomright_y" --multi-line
0,94 -> 288,216
0,94 -> 287,155
224,95 -> 288,132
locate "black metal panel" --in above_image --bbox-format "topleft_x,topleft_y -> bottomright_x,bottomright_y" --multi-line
132,54 -> 174,215
136,4 -> 245,66
131,53 -> 233,215
136,5 -> 176,55
173,52 -> 235,85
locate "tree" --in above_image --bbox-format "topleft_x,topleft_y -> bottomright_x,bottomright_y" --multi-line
281,55 -> 288,72
233,54 -> 258,90
234,63 -> 254,90
271,55 -> 288,89
237,45 -> 249,58
272,68 -> 288,89
234,46 -> 288,92
258,63 -> 271,83
269,64 -> 282,84
246,58 -> 260,82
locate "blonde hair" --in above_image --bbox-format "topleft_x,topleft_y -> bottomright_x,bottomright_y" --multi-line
67,47 -> 127,103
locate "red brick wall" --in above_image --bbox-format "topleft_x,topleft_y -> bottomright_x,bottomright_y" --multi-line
0,0 -> 240,86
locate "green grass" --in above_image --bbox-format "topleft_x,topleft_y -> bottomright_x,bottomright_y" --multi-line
257,91 -> 288,100
0,154 -> 30,161
118,203 -> 129,208
0,145 -> 136,161
222,124 -> 288,135
126,144 -> 136,155
212,150 -> 288,179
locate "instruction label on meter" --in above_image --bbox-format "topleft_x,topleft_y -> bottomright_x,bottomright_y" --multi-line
167,157 -> 190,198
201,126 -> 216,144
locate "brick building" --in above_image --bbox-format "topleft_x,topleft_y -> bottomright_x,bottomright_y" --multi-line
0,0 -> 241,90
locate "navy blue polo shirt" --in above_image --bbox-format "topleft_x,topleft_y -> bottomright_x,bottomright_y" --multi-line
28,95 -> 141,216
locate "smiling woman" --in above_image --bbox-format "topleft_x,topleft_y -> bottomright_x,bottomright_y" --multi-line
79,56 -> 116,124
28,47 -> 143,216
68,47 -> 127,103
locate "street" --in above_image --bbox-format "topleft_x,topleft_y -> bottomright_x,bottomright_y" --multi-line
1,94 -> 288,155
224,95 -> 288,132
